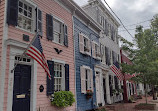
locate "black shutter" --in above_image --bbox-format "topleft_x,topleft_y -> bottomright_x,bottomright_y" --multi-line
113,29 -> 115,41
36,9 -> 43,36
46,14 -> 53,40
64,25 -> 68,47
104,19 -> 107,35
47,60 -> 54,96
114,76 -> 119,92
109,75 -> 113,96
112,51 -> 115,64
7,0 -> 18,26
105,46 -> 110,65
65,64 -> 69,91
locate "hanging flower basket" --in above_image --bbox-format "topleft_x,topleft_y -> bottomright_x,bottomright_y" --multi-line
86,90 -> 93,99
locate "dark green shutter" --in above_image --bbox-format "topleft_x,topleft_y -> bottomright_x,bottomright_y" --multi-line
46,14 -> 53,40
47,60 -> 54,96
7,0 -> 18,26
64,25 -> 68,47
36,9 -> 43,36
65,64 -> 69,91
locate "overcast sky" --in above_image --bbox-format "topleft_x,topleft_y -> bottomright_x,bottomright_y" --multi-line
74,0 -> 158,42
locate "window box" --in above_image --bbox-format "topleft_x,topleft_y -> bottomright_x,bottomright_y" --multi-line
86,90 -> 93,99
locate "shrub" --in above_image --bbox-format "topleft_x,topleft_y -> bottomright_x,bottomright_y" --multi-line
51,91 -> 75,107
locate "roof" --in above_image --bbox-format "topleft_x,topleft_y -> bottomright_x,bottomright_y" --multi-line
83,0 -> 120,26
58,0 -> 102,33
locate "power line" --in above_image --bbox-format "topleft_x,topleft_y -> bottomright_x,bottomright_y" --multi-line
119,26 -> 151,32
103,0 -> 134,38
119,19 -> 152,28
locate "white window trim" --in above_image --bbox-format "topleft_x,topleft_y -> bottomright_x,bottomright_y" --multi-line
82,65 -> 91,70
92,40 -> 101,60
80,33 -> 91,55
51,59 -> 66,91
52,59 -> 66,65
54,62 -> 65,91
51,15 -> 66,45
16,0 -> 37,33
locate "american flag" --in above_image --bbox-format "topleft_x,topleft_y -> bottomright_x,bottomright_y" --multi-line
125,73 -> 139,80
25,34 -> 51,79
110,65 -> 124,81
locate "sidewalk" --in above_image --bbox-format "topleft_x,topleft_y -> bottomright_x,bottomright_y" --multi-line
106,96 -> 158,111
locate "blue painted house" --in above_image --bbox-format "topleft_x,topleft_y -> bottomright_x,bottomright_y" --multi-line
73,6 -> 101,110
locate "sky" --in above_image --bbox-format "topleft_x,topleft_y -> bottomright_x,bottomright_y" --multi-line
74,0 -> 158,42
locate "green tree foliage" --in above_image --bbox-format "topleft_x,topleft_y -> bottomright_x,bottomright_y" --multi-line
120,14 -> 158,102
121,14 -> 158,85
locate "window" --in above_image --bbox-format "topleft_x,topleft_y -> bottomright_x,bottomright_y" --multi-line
80,66 -> 93,94
92,41 -> 101,59
95,44 -> 101,59
53,19 -> 64,44
18,0 -> 35,32
100,44 -> 105,63
84,37 -> 89,52
85,69 -> 90,90
47,61 -> 69,96
46,14 -> 68,46
79,33 -> 91,55
54,62 -> 65,91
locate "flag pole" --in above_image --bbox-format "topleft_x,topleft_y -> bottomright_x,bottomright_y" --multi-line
11,32 -> 39,73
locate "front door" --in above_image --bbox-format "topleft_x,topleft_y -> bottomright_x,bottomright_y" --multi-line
12,64 -> 31,111
103,78 -> 107,104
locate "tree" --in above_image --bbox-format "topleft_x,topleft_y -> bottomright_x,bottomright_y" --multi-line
120,14 -> 158,104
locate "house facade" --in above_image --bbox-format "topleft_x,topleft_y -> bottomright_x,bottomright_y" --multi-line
120,49 -> 137,102
73,5 -> 101,110
83,0 -> 123,105
0,0 -> 77,111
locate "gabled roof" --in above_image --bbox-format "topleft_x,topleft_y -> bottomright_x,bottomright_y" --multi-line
58,0 -> 102,33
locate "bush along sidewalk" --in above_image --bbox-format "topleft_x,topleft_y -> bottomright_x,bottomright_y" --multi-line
51,91 -> 75,107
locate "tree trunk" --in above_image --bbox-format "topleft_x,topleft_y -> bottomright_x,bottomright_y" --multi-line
152,85 -> 157,100
145,88 -> 148,104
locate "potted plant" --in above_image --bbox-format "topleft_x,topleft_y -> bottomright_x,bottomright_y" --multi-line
51,91 -> 75,107
86,90 -> 93,99
118,89 -> 124,93
112,89 -> 117,95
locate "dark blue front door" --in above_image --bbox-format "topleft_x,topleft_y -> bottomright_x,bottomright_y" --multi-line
12,64 -> 31,111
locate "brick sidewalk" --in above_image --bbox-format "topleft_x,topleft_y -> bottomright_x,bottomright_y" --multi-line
106,96 -> 158,111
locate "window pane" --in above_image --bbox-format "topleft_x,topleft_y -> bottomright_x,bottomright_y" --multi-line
19,1 -> 23,7
19,8 -> 23,14
54,20 -> 61,32
24,4 -> 27,10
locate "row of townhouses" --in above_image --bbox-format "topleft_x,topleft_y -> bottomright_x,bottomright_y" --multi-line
0,0 -> 146,111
